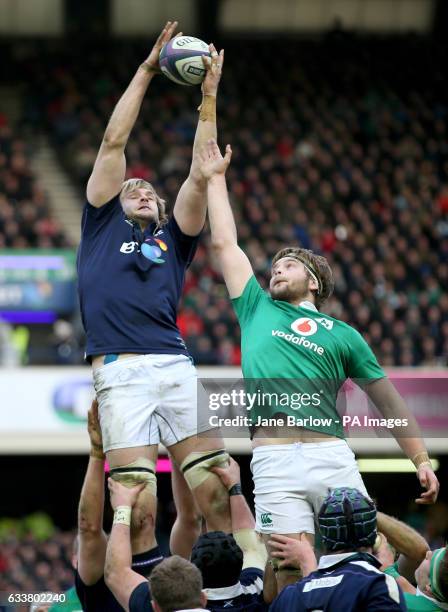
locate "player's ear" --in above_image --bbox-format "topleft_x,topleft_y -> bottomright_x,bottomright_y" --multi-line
308,276 -> 318,292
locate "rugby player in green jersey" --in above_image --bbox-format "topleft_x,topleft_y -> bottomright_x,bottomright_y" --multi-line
198,139 -> 440,590
377,513 -> 448,612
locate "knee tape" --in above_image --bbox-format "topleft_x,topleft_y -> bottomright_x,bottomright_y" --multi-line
180,449 -> 229,490
110,457 -> 157,497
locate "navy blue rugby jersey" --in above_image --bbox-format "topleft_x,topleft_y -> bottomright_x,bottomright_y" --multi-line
270,552 -> 406,612
77,194 -> 200,359
205,567 -> 267,612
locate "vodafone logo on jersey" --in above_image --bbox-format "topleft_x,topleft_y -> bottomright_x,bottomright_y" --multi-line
291,317 -> 318,336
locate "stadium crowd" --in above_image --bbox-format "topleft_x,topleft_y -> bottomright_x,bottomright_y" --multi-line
6,35 -> 445,366
0,530 -> 76,595
0,118 -> 70,249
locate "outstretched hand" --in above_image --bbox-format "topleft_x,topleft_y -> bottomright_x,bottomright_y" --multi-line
198,138 -> 232,180
416,464 -> 439,504
144,21 -> 180,73
201,44 -> 224,97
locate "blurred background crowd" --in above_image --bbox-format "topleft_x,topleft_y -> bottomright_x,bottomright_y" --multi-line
1,35 -> 447,367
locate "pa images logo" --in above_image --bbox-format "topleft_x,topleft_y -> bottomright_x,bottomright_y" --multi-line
291,317 -> 318,336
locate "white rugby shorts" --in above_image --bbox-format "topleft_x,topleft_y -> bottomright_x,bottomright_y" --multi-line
251,440 -> 369,535
93,354 -> 209,451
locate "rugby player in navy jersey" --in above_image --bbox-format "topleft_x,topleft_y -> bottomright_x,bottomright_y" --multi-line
191,457 -> 268,611
77,20 -> 231,559
269,487 -> 407,612
75,400 -> 162,612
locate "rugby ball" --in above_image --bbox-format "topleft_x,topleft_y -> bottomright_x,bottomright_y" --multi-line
159,36 -> 211,86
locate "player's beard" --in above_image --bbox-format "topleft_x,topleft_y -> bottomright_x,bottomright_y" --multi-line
130,207 -> 159,227
134,210 -> 158,223
270,278 -> 310,303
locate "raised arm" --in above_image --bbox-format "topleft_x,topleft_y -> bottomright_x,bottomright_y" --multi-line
173,45 -> 224,235
87,21 -> 178,207
376,511 -> 429,584
198,139 -> 254,298
77,399 -> 107,585
212,457 -> 267,570
365,378 -> 439,505
104,479 -> 147,612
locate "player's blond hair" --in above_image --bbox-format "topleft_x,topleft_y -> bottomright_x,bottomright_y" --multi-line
272,247 -> 334,308
120,178 -> 168,226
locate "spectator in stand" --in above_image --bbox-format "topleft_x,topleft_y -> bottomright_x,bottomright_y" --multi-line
0,124 -> 70,249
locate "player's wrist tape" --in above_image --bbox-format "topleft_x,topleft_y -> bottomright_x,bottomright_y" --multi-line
140,62 -> 158,75
113,506 -> 132,526
417,461 -> 432,471
198,94 -> 216,121
412,452 -> 431,469
228,483 -> 243,496
90,449 -> 105,460
90,444 -> 105,460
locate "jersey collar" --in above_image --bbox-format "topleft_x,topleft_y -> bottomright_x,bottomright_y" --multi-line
204,582 -> 243,600
299,300 -> 318,312
318,552 -> 380,570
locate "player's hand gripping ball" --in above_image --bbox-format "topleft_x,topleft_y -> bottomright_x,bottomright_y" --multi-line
159,35 -> 211,86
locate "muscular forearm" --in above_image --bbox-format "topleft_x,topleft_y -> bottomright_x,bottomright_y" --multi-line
78,456 -> 105,533
366,379 -> 429,466
105,522 -> 133,579
190,95 -> 217,180
207,175 -> 237,244
103,64 -> 155,148
377,512 -> 429,562
230,494 -> 255,531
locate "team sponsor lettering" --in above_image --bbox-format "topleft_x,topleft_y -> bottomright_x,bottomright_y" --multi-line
120,241 -> 139,253
303,576 -> 344,591
272,329 -> 325,355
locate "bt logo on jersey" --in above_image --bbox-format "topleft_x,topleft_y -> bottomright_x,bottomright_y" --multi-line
119,238 -> 168,264
291,317 -> 318,336
120,241 -> 139,254
141,237 -> 168,263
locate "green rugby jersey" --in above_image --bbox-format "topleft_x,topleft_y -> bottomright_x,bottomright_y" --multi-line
384,565 -> 446,611
231,276 -> 385,437
403,594 -> 447,612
